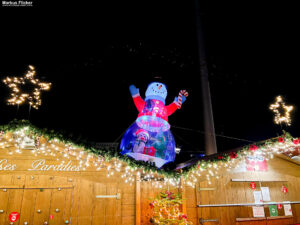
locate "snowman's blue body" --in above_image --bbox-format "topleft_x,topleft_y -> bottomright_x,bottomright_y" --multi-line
120,82 -> 181,168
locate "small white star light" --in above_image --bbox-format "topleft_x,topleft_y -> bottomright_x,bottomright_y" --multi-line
269,95 -> 294,126
3,65 -> 51,109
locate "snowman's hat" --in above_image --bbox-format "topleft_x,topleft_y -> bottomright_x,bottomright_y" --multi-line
136,129 -> 150,139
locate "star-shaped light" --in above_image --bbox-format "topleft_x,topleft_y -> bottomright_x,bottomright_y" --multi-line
269,95 -> 294,126
3,65 -> 51,109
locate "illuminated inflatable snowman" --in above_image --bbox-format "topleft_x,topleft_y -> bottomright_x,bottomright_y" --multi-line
120,82 -> 187,168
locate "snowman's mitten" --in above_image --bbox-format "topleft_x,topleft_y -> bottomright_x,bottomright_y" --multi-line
129,85 -> 139,97
175,95 -> 186,104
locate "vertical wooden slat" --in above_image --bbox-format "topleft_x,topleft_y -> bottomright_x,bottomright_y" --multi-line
32,189 -> 52,225
92,182 -> 106,225
0,184 -> 10,224
5,188 -> 24,225
116,187 -> 122,225
49,188 -> 67,225
180,178 -> 187,215
19,189 -> 37,225
120,181 -> 135,225
63,188 -> 74,224
106,183 -> 117,225
71,177 -> 81,225
136,178 -> 141,225
77,178 -> 93,225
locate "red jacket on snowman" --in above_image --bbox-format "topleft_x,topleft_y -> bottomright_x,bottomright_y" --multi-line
129,82 -> 187,132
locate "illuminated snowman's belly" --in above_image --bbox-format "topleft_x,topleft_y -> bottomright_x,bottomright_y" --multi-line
136,99 -> 170,132
136,115 -> 170,132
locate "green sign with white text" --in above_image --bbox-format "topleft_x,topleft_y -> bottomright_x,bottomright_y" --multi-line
269,205 -> 278,217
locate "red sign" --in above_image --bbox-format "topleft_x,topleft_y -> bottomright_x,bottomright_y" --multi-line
277,204 -> 283,210
282,186 -> 288,193
246,156 -> 268,171
9,212 -> 20,222
250,182 -> 256,189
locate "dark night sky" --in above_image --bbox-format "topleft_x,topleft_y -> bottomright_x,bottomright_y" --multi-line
0,1 -> 299,165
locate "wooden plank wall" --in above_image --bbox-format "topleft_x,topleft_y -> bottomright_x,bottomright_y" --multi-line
0,142 -> 135,225
184,157 -> 300,225
1,132 -> 300,225
0,172 -> 135,225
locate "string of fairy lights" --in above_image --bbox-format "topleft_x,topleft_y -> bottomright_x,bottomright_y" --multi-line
1,126 -> 299,189
269,95 -> 294,126
2,65 -> 51,109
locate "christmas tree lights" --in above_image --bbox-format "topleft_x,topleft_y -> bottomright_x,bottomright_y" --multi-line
150,190 -> 193,225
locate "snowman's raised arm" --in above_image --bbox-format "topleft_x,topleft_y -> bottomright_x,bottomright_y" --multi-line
166,99 -> 179,116
129,84 -> 145,112
166,92 -> 187,116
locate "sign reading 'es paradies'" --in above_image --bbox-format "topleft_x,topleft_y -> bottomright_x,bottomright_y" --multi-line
0,159 -> 81,172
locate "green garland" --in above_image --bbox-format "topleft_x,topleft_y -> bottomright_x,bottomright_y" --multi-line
181,130 -> 296,177
0,120 -> 296,180
0,119 -> 179,178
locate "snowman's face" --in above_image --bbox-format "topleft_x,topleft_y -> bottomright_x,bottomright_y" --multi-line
145,82 -> 167,100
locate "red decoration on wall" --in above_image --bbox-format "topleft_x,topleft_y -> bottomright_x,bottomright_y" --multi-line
9,212 -> 19,222
229,152 -> 237,159
282,186 -> 288,193
277,204 -> 283,210
181,214 -> 188,220
278,137 -> 285,143
293,138 -> 300,145
250,182 -> 256,189
246,155 -> 268,171
249,145 -> 258,151
149,202 -> 154,209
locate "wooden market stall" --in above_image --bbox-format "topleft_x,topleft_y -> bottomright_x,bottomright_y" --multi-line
180,139 -> 300,225
0,121 -> 183,225
1,121 -> 300,225
0,124 -> 135,225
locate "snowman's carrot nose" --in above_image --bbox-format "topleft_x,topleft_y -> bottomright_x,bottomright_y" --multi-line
158,85 -> 162,90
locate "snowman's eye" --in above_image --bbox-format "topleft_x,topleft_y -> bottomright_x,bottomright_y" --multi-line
156,84 -> 159,86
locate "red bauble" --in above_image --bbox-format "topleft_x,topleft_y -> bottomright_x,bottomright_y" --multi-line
293,138 -> 300,145
229,152 -> 237,159
249,145 -> 259,151
278,137 -> 285,143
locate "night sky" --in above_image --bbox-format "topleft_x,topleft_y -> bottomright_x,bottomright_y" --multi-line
0,1 -> 299,165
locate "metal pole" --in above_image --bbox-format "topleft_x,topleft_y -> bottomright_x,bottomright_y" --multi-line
194,0 -> 217,155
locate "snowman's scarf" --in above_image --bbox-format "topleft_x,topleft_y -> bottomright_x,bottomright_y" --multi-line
178,90 -> 188,109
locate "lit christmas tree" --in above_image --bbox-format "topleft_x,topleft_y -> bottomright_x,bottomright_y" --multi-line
150,190 -> 193,225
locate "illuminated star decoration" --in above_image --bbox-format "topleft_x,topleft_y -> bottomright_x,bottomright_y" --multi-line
269,95 -> 294,126
3,65 -> 51,109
